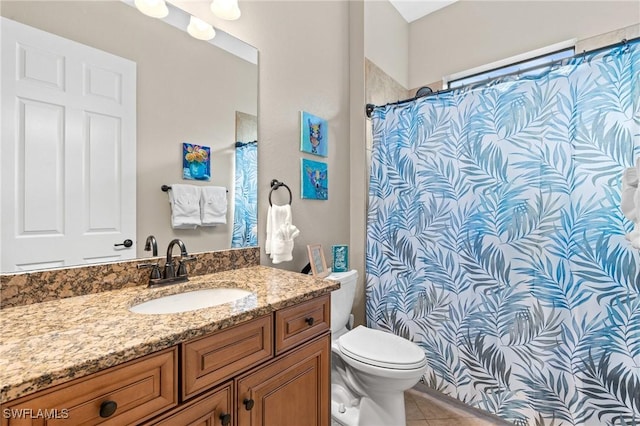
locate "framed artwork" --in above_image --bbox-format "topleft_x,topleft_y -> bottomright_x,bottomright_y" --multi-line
300,111 -> 328,157
307,244 -> 329,278
301,159 -> 328,200
332,245 -> 349,272
183,143 -> 211,181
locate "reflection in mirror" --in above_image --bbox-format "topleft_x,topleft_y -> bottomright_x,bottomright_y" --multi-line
0,1 -> 258,273
232,112 -> 257,247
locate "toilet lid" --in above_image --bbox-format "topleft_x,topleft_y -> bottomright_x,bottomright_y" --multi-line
338,326 -> 426,370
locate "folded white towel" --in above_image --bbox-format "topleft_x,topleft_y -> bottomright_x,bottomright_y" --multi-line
265,206 -> 273,255
621,166 -> 638,222
201,186 -> 227,226
265,204 -> 298,262
169,184 -> 201,229
272,222 -> 300,264
626,223 -> 640,249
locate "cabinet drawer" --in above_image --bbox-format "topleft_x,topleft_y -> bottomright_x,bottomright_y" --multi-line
142,382 -> 233,426
182,315 -> 272,400
2,347 -> 177,426
275,295 -> 330,355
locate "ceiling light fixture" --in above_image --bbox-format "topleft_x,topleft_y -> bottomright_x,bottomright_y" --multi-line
134,0 -> 169,18
210,0 -> 241,21
187,16 -> 216,41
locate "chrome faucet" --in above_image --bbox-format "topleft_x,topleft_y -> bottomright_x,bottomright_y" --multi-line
144,235 -> 158,257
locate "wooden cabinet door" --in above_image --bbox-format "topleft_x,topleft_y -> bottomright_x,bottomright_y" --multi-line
143,382 -> 233,426
236,334 -> 330,426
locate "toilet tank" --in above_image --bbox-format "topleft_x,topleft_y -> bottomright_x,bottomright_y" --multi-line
327,270 -> 358,336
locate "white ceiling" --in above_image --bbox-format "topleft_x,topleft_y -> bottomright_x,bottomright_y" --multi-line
389,0 -> 459,23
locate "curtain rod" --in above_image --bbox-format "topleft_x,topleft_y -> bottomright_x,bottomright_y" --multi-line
235,140 -> 257,147
365,36 -> 639,119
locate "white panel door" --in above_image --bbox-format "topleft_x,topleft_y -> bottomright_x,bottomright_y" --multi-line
1,17 -> 137,272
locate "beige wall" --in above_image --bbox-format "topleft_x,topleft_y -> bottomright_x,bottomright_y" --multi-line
350,1 -> 367,327
1,1 -> 257,258
175,1 -> 352,277
409,1 -> 640,89
365,0 -> 409,90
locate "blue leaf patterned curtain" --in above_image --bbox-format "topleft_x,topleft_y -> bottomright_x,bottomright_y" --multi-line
231,141 -> 257,248
366,41 -> 640,425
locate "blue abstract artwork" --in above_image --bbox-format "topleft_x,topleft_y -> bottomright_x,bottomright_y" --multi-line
300,111 -> 328,157
301,158 -> 328,200
182,143 -> 210,181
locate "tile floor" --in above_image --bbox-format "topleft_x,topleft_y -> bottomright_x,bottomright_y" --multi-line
404,388 -> 508,426
331,386 -> 509,426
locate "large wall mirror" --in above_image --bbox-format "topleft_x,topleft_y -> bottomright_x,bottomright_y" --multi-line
0,1 -> 258,273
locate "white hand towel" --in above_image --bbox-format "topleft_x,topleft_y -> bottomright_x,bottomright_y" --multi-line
265,204 -> 293,259
201,186 -> 227,226
272,222 -> 300,264
621,166 -> 639,222
627,223 -> 640,249
265,206 -> 273,255
168,184 -> 201,229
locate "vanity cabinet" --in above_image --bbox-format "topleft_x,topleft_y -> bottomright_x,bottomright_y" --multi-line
1,294 -> 331,426
1,347 -> 177,426
236,334 -> 330,426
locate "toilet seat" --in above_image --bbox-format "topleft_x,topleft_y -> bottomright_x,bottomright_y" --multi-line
337,326 -> 427,370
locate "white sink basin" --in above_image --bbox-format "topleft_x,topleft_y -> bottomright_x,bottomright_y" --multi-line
129,288 -> 254,315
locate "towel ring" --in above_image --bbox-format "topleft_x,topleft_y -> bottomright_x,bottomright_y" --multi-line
269,179 -> 292,206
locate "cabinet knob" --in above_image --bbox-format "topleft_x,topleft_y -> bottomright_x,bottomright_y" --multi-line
220,413 -> 232,425
305,317 -> 315,326
99,400 -> 118,418
243,398 -> 255,410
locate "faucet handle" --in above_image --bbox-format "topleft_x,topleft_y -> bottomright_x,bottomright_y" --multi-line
176,256 -> 196,277
137,262 -> 162,280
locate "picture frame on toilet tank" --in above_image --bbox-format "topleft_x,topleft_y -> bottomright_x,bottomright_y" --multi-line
331,245 -> 348,272
307,244 -> 329,278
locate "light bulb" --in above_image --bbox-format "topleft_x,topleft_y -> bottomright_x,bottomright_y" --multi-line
134,0 -> 169,18
187,16 -> 216,41
210,0 -> 241,20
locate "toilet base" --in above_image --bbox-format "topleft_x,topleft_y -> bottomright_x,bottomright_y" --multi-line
331,399 -> 359,426
331,383 -> 360,426
330,383 -> 406,426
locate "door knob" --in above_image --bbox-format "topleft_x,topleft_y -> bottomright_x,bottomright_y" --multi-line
220,413 -> 232,425
243,398 -> 254,410
305,317 -> 315,326
114,239 -> 133,248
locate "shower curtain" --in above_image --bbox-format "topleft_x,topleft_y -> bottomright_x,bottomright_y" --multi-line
231,141 -> 257,247
366,41 -> 640,425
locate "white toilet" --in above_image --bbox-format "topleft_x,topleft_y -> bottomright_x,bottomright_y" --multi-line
328,270 -> 427,426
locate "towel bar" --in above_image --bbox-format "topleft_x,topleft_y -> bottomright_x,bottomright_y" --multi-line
161,185 -> 227,193
269,179 -> 292,206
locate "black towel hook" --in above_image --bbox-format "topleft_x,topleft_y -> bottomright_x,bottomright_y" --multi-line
269,179 -> 292,206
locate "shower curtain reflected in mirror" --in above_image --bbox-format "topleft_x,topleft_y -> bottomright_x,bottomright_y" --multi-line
366,41 -> 640,425
232,141 -> 257,247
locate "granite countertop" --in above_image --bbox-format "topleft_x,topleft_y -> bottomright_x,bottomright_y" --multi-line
0,266 -> 340,403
